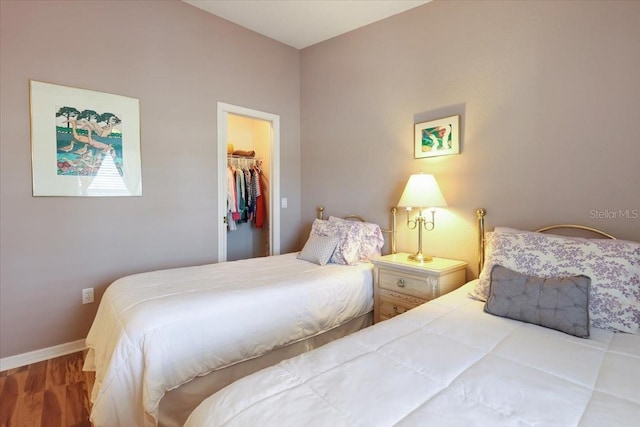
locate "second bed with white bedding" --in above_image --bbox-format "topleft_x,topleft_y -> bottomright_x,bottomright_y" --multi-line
84,253 -> 374,426
186,280 -> 640,426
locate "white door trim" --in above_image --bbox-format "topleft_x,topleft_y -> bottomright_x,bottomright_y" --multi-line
217,102 -> 280,262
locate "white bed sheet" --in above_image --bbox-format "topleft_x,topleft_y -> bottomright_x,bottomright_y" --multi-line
158,312 -> 371,427
84,253 -> 374,427
186,280 -> 640,427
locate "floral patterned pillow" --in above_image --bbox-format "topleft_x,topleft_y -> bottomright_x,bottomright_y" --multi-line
473,228 -> 640,334
328,216 -> 384,262
309,219 -> 365,265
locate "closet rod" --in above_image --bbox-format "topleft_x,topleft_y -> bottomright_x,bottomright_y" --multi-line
227,155 -> 262,168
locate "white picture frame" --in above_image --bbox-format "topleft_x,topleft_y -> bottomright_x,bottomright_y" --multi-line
414,115 -> 460,159
30,80 -> 142,196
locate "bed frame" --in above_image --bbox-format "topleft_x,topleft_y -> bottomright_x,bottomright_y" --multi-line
313,206 -> 617,276
317,206 -> 398,255
476,208 -> 616,273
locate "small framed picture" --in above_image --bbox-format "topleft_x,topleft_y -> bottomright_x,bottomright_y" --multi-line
414,115 -> 460,159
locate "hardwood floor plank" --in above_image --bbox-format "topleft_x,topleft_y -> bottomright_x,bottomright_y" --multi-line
46,354 -> 67,388
65,353 -> 84,385
65,382 -> 91,427
4,366 -> 29,426
0,375 -> 19,427
24,360 -> 48,394
41,389 -> 62,427
44,384 -> 67,426
14,390 -> 44,427
4,365 -> 27,377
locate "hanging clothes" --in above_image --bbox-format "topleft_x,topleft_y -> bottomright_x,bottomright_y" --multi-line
236,168 -> 247,223
255,167 -> 266,229
226,157 -> 266,229
227,166 -> 238,231
249,166 -> 260,225
244,168 -> 253,221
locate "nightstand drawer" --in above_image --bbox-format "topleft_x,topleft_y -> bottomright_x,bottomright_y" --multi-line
372,254 -> 467,324
378,268 -> 436,300
378,294 -> 424,320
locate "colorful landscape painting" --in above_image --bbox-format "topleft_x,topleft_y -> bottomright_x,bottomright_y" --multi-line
421,124 -> 453,152
55,106 -> 123,176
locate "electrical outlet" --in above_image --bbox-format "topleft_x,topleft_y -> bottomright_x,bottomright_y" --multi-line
82,288 -> 94,304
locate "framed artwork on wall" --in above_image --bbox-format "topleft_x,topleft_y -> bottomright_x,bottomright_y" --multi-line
30,80 -> 142,196
414,114 -> 460,159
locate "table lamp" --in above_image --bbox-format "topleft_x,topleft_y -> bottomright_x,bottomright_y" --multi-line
397,173 -> 447,262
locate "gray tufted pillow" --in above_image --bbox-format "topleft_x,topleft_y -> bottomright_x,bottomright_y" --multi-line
484,265 -> 591,338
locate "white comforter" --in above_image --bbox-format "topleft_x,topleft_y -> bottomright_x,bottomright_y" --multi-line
186,281 -> 640,427
84,253 -> 373,427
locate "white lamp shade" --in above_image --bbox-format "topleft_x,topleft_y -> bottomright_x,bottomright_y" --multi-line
397,174 -> 447,208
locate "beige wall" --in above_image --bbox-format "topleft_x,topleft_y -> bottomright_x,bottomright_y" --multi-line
0,0 -> 301,358
300,0 -> 640,276
2,0 -> 639,360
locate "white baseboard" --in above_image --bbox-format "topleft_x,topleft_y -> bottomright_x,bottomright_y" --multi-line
0,339 -> 87,372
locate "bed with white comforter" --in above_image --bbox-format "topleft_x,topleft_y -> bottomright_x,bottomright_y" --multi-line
186,280 -> 640,426
84,253 -> 374,427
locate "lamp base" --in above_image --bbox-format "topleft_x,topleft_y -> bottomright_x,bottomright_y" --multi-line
407,253 -> 433,263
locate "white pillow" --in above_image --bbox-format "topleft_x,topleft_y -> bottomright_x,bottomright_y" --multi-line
297,235 -> 340,266
473,228 -> 640,334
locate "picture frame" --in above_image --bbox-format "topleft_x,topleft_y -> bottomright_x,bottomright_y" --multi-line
414,114 -> 460,159
30,80 -> 142,196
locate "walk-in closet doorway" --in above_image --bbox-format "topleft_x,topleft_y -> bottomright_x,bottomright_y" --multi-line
217,102 -> 280,262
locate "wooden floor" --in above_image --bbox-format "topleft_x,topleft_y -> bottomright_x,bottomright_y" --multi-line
0,351 -> 94,427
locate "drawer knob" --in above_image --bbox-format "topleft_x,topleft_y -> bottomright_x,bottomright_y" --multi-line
392,304 -> 403,315
397,278 -> 405,287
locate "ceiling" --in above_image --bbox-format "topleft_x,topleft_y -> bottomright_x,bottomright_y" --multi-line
183,0 -> 431,49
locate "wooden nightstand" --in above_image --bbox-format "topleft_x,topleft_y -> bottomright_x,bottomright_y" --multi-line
371,253 -> 467,323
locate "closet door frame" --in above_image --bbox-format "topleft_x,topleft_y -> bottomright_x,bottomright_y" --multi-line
216,102 -> 280,262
